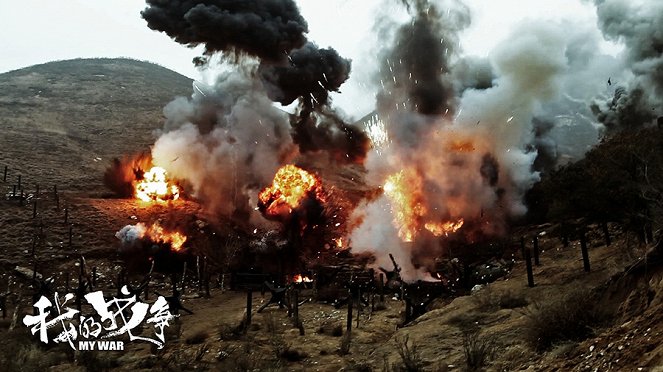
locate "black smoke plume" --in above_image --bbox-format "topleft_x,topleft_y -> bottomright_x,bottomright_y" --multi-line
142,0 -> 368,164
141,0 -> 308,62
377,0 -> 470,117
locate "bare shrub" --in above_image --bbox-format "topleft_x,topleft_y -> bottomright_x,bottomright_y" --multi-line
462,329 -> 496,371
339,332 -> 352,355
185,329 -> 209,345
317,319 -> 344,337
524,287 -> 611,350
497,290 -> 528,309
393,334 -> 424,372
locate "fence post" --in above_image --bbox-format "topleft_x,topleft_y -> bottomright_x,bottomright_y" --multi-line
525,248 -> 535,287
533,235 -> 540,266
580,233 -> 590,272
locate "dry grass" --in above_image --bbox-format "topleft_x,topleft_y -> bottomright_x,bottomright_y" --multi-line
524,286 -> 611,350
393,334 -> 425,372
462,329 -> 496,371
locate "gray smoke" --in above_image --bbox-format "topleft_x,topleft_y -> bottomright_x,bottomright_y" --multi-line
350,1 -> 626,279
590,0 -> 663,131
151,68 -> 295,222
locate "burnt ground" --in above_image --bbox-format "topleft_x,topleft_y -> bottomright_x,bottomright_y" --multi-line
1,59 -> 663,371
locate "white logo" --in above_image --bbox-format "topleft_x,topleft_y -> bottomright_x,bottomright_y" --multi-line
23,286 -> 176,351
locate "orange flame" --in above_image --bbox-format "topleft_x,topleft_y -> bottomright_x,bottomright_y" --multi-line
384,170 -> 425,242
258,165 -> 324,216
134,166 -> 180,202
293,274 -> 313,283
384,170 -> 464,242
424,219 -> 465,237
138,222 -> 187,252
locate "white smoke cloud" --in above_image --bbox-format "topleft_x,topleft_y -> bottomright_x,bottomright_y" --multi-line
151,68 -> 296,222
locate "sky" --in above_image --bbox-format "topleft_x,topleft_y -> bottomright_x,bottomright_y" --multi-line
0,0 -> 620,117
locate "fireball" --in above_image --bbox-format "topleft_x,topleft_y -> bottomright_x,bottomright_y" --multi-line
134,166 -> 180,202
258,165 -> 324,218
384,170 -> 464,242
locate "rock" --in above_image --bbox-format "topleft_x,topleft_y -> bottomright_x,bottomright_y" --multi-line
14,266 -> 41,280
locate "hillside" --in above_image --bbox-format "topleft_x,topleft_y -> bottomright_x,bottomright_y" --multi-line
0,58 -> 192,192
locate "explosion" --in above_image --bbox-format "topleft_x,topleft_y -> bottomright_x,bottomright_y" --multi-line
383,169 -> 464,242
134,167 -> 180,202
116,222 -> 187,253
258,165 -> 324,219
383,170 -> 425,242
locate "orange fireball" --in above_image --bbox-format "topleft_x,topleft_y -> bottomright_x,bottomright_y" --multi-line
258,165 -> 324,217
134,166 -> 180,202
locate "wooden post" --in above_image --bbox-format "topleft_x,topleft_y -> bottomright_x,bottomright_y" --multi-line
17,175 -> 21,189
12,185 -> 16,197
602,221 -> 611,246
54,185 -> 59,210
32,201 -> 37,219
2,166 -> 6,182
293,289 -> 299,327
533,236 -> 540,266
196,256 -> 201,292
356,288 -> 361,329
520,236 -> 526,259
35,184 -> 39,197
245,290 -> 253,332
580,233 -> 590,272
19,189 -> 24,205
379,273 -> 385,302
525,248 -> 535,287
346,290 -> 353,333
31,236 -> 36,256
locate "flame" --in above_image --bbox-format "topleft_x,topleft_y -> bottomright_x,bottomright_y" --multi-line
134,166 -> 180,202
293,274 -> 313,283
384,170 -> 426,242
258,165 -> 324,217
384,170 -> 464,242
130,222 -> 187,252
424,219 -> 465,237
333,237 -> 345,249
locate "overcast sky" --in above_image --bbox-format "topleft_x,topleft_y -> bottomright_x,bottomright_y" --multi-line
0,0 -> 619,116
